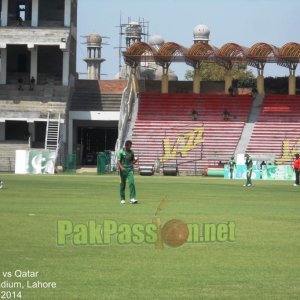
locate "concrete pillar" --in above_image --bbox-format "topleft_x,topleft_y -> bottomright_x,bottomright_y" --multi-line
28,122 -> 35,142
1,0 -> 8,26
224,70 -> 233,94
0,122 -> 5,141
0,48 -> 7,84
29,46 -> 38,82
87,64 -> 91,79
90,65 -> 94,80
161,67 -> 169,94
97,65 -> 100,80
64,0 -> 71,27
193,68 -> 201,94
257,75 -> 265,94
88,64 -> 96,80
288,75 -> 296,95
86,62 -> 89,79
31,0 -> 39,27
92,65 -> 96,80
62,51 -> 70,86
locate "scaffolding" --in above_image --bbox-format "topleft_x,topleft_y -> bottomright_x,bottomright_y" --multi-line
115,15 -> 150,77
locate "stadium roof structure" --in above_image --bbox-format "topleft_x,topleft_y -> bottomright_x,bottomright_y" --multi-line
186,43 -> 215,68
124,41 -> 153,67
123,41 -> 300,72
277,42 -> 300,74
246,43 -> 279,72
216,43 -> 246,70
156,42 -> 187,67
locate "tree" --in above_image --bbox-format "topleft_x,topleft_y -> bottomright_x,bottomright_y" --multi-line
185,63 -> 256,88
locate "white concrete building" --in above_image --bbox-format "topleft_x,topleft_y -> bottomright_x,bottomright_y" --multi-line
0,0 -> 77,170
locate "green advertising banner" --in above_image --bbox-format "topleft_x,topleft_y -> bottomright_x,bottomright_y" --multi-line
224,164 -> 294,180
262,165 -> 294,180
15,150 -> 57,174
28,150 -> 56,174
224,165 -> 260,180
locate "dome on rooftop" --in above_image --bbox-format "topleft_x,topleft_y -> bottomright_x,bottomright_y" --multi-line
149,35 -> 165,46
87,33 -> 102,45
193,24 -> 210,42
125,22 -> 143,38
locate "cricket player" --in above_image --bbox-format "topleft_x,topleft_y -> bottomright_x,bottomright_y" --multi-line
228,156 -> 236,179
293,153 -> 300,186
117,140 -> 138,204
244,154 -> 253,187
0,179 -> 3,189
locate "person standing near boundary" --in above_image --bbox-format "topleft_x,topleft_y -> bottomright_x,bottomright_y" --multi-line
0,179 -> 3,189
29,76 -> 35,91
117,140 -> 138,204
228,156 -> 236,179
244,154 -> 253,187
293,153 -> 300,186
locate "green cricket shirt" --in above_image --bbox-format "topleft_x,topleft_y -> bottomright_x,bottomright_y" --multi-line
117,148 -> 135,169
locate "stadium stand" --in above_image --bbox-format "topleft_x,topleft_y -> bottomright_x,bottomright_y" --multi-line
132,93 -> 252,173
257,94 -> 300,123
246,95 -> 300,162
70,80 -> 125,111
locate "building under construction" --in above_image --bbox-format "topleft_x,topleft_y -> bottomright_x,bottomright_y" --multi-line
0,0 -> 77,171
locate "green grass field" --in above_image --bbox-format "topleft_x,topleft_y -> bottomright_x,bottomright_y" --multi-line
0,174 -> 300,300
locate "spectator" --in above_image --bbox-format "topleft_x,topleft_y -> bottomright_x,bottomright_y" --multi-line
17,16 -> 24,27
192,109 -> 198,121
29,76 -> 35,90
18,78 -> 23,91
251,87 -> 258,99
228,86 -> 234,96
223,109 -> 230,121
24,130 -> 31,141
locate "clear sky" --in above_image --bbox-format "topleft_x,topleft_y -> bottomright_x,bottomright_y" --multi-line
76,0 -> 300,80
